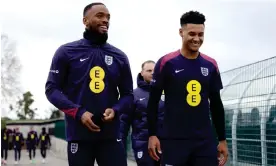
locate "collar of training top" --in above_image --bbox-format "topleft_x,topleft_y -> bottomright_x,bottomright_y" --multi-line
137,73 -> 151,92
83,28 -> 108,45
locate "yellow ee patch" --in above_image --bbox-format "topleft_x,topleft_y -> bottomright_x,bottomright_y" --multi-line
186,80 -> 201,107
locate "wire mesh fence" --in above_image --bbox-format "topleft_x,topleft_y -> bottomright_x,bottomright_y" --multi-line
222,56 -> 276,166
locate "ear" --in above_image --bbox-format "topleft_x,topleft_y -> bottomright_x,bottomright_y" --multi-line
179,28 -> 183,38
140,71 -> 143,77
83,17 -> 88,27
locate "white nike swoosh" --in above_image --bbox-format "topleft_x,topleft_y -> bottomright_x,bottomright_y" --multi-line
116,139 -> 122,142
175,69 -> 184,73
80,58 -> 89,62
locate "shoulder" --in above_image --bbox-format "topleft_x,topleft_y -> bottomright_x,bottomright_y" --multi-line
158,49 -> 180,71
200,53 -> 219,72
104,43 -> 129,63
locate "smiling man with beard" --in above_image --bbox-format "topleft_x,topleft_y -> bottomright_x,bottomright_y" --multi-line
147,11 -> 229,166
45,2 -> 133,166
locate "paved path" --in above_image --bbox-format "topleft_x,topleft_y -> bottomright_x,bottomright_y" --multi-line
2,150 -> 136,166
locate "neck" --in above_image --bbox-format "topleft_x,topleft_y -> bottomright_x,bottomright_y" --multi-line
180,46 -> 199,59
83,28 -> 108,45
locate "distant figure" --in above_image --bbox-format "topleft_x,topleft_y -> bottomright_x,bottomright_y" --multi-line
1,127 -> 11,165
12,127 -> 24,165
27,126 -> 38,163
38,127 -> 51,163
266,107 -> 276,165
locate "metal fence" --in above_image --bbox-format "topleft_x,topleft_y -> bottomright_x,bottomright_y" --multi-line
221,56 -> 276,166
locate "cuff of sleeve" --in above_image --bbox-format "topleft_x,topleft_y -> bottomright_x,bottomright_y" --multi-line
218,133 -> 226,141
75,107 -> 86,120
112,105 -> 120,113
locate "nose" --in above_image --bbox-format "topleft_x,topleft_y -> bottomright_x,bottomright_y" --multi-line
102,17 -> 109,25
193,35 -> 200,42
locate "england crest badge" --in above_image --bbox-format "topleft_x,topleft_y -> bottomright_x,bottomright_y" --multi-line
137,151 -> 143,159
70,143 -> 78,154
105,55 -> 113,66
201,67 -> 209,76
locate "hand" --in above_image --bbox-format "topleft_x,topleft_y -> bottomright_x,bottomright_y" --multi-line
148,136 -> 162,161
217,140 -> 229,166
81,111 -> 100,132
103,108 -> 115,122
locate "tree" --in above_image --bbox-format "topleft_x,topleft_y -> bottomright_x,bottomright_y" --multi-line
49,108 -> 62,119
11,91 -> 37,120
1,34 -> 22,102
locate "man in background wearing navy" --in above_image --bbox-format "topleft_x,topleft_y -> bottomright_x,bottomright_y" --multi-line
1,127 -> 12,165
27,126 -> 38,163
45,2 -> 133,166
120,60 -> 164,166
147,11 -> 229,166
13,127 -> 24,165
38,127 -> 51,164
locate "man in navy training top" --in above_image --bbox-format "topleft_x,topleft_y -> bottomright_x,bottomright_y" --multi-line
120,60 -> 165,166
38,127 -> 51,164
27,126 -> 38,163
1,127 -> 12,165
45,2 -> 133,166
147,11 -> 229,166
13,127 -> 24,165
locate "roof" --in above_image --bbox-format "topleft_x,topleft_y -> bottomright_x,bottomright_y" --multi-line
6,118 -> 64,126
220,56 -> 276,113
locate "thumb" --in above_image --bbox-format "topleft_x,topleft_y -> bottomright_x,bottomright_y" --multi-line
156,142 -> 162,154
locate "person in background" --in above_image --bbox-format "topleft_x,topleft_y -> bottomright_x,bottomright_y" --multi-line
38,127 -> 51,163
27,126 -> 38,164
1,127 -> 11,165
120,60 -> 165,166
13,127 -> 24,165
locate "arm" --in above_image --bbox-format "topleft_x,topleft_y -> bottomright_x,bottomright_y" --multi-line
47,134 -> 51,146
209,66 -> 226,141
119,103 -> 135,148
147,58 -> 165,136
45,46 -> 86,120
112,56 -> 134,114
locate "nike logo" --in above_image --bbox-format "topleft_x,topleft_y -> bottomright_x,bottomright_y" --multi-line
116,139 -> 122,142
80,58 -> 89,62
139,98 -> 146,101
175,69 -> 184,73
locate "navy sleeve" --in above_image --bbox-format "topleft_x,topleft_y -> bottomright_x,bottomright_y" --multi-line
45,46 -> 86,120
47,134 -> 51,146
210,65 -> 223,92
209,65 -> 226,141
119,102 -> 134,149
112,56 -> 134,113
147,58 -> 165,136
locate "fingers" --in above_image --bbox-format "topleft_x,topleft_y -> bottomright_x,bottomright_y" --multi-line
85,118 -> 100,132
148,147 -> 159,161
103,109 -> 115,121
218,151 -> 228,166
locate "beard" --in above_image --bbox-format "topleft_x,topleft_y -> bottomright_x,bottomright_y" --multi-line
83,25 -> 108,45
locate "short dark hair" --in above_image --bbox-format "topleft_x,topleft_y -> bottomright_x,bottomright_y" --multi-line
180,11 -> 206,27
142,60 -> 155,69
83,2 -> 105,17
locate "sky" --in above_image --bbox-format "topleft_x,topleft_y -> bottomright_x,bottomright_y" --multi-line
1,0 -> 276,119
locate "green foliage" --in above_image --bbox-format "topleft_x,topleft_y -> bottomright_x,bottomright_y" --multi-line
49,108 -> 62,119
10,91 -> 37,120
1,117 -> 11,129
